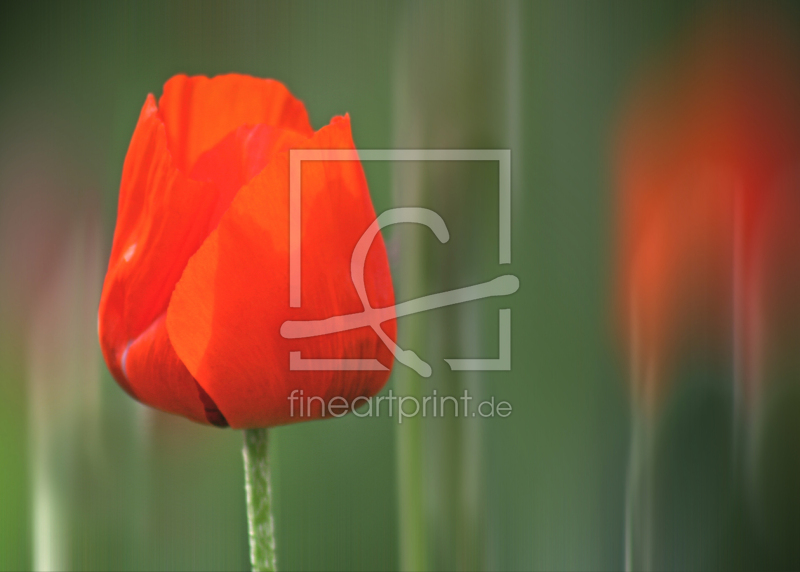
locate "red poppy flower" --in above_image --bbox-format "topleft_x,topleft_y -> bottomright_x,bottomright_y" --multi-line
615,13 -> 800,408
98,74 -> 396,428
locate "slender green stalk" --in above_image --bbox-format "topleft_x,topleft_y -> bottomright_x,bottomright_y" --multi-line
392,2 -> 508,568
28,220 -> 103,571
243,428 -> 277,572
392,7 -> 428,569
624,409 -> 655,572
625,291 -> 656,572
395,378 -> 426,571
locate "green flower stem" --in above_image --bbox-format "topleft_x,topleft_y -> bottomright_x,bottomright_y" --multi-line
396,375 -> 426,571
624,408 -> 655,572
243,428 -> 277,572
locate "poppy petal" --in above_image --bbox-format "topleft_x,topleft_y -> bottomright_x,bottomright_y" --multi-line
119,315 -> 217,425
99,94 -> 222,423
166,115 -> 396,428
158,74 -> 314,173
189,123 -> 296,232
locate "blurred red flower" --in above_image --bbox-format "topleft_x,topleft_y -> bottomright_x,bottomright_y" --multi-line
99,74 -> 396,428
615,13 -> 800,409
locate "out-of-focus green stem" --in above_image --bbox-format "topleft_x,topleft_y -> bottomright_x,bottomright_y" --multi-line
392,5 -> 428,569
625,290 -> 657,572
396,376 -> 426,571
28,218 -> 103,571
243,428 -> 277,572
392,161 -> 428,571
624,409 -> 655,572
392,2 -> 509,569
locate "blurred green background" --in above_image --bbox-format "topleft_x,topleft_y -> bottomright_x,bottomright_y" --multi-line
2,1 -> 800,571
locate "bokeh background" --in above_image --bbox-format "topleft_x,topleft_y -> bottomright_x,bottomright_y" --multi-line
2,1 -> 800,571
